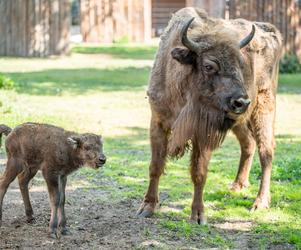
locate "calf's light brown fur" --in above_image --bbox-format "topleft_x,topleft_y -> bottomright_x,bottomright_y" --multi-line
0,123 -> 106,237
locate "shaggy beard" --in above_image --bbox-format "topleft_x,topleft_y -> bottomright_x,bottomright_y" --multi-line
168,98 -> 234,158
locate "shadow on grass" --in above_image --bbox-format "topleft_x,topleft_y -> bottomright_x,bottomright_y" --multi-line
71,45 -> 158,60
5,67 -> 151,95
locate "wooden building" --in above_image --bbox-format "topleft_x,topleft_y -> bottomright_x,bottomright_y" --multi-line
80,0 -> 301,59
80,0 -> 226,42
0,0 -> 70,57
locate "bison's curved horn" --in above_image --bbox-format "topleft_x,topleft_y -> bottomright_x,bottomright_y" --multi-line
181,17 -> 200,52
239,24 -> 255,49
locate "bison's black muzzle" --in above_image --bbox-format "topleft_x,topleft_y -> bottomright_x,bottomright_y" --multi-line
229,96 -> 251,114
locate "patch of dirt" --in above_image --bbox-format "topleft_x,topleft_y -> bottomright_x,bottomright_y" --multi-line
0,160 -> 159,249
0,156 -> 292,250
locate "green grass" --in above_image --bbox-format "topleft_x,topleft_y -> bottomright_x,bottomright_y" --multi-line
279,73 -> 301,93
71,44 -> 158,60
0,44 -> 301,249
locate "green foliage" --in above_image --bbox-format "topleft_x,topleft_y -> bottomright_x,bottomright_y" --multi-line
0,74 -> 14,89
280,53 -> 301,74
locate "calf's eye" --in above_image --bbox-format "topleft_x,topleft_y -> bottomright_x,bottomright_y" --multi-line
84,145 -> 91,150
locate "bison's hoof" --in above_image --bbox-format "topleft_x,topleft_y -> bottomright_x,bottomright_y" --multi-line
250,196 -> 270,211
136,202 -> 156,218
230,181 -> 249,192
190,212 -> 207,225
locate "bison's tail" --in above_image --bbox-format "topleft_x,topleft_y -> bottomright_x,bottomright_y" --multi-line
0,124 -> 12,146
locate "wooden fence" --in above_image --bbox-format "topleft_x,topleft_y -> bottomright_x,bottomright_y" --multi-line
80,0 -> 151,43
0,0 -> 70,57
228,0 -> 301,58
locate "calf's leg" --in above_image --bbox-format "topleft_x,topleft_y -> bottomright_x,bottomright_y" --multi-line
43,169 -> 60,237
58,175 -> 69,235
137,118 -> 168,217
190,145 -> 211,225
231,124 -> 256,191
18,168 -> 38,223
0,158 -> 22,226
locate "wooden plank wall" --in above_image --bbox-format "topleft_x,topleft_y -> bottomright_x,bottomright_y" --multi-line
80,0 -> 151,43
228,0 -> 301,58
0,0 -> 70,57
151,0 -> 186,36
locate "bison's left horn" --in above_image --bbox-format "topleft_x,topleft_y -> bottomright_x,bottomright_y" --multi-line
239,24 -> 255,49
181,17 -> 200,52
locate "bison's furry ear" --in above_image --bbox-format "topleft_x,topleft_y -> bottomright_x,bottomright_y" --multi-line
67,136 -> 82,149
171,47 -> 196,65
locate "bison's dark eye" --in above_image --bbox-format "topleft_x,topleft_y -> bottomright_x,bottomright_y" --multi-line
202,59 -> 219,75
205,65 -> 213,71
84,145 -> 91,151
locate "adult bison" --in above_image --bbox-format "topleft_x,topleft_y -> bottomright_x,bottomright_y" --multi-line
137,7 -> 282,224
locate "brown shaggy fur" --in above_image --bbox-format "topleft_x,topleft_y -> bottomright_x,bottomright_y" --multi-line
0,123 -> 106,237
138,7 -> 282,223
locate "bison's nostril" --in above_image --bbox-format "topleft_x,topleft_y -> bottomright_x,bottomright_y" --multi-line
229,97 -> 251,114
233,100 -> 243,108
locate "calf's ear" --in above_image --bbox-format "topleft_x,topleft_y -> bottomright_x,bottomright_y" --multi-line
67,136 -> 82,149
171,47 -> 196,65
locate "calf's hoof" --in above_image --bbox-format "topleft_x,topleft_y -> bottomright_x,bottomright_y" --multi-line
60,227 -> 71,236
26,216 -> 36,224
190,210 -> 207,225
230,181 -> 249,192
136,201 -> 156,218
250,196 -> 270,212
48,228 -> 59,239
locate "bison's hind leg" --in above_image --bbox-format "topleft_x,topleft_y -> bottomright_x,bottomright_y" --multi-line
230,124 -> 256,192
18,167 -> 38,223
0,157 -> 23,226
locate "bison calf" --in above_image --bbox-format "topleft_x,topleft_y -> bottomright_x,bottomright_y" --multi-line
0,123 -> 106,237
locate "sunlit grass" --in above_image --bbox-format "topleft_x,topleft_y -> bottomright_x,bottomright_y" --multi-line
0,45 -> 300,248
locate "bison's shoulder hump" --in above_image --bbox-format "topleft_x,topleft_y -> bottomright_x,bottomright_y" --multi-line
253,22 -> 283,52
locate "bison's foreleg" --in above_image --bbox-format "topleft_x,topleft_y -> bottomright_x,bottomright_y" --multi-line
18,168 -> 38,223
231,124 -> 256,191
58,175 -> 69,235
190,146 -> 211,225
137,119 -> 168,218
251,111 -> 275,211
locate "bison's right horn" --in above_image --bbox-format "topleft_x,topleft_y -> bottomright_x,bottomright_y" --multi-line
181,17 -> 200,52
239,24 -> 255,49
